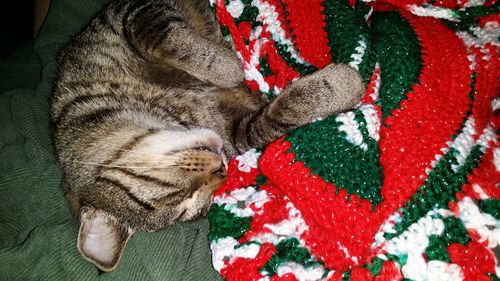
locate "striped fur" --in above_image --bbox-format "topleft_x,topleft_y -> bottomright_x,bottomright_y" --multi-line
51,0 -> 364,271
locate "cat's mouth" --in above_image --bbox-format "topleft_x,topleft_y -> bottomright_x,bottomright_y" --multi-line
211,160 -> 227,178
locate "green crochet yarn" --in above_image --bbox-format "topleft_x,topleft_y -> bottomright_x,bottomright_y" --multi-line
208,204 -> 252,241
286,112 -> 383,204
442,216 -> 471,245
274,42 -> 317,76
425,235 -> 451,262
372,12 -> 422,118
322,0 -> 375,81
260,238 -> 323,275
479,199 -> 500,219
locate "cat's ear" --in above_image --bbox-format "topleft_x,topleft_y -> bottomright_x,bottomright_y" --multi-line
77,206 -> 134,272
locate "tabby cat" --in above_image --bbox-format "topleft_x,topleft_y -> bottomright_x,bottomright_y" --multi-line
51,0 -> 364,272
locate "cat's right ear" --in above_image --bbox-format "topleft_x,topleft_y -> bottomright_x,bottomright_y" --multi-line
77,206 -> 134,272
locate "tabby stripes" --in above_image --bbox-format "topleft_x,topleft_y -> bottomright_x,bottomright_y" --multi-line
96,176 -> 155,211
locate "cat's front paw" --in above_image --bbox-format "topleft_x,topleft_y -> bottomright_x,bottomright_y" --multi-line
305,63 -> 364,117
208,50 -> 244,88
277,63 -> 364,123
242,63 -> 364,149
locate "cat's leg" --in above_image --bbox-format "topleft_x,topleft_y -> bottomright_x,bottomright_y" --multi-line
123,1 -> 243,88
235,64 -> 364,151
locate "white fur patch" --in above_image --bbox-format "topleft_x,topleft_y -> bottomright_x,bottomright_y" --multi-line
129,128 -> 224,162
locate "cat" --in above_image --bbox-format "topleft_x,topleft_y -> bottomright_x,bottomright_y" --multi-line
51,0 -> 364,272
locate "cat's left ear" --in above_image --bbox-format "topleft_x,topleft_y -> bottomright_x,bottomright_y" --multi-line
77,206 -> 134,272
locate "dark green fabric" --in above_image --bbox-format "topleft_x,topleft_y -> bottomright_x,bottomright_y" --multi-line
0,0 -> 221,280
0,41 -> 41,92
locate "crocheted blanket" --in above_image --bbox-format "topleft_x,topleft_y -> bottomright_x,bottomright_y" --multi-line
207,0 -> 500,280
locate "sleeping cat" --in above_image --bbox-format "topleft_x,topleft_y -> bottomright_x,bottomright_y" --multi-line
51,0 -> 364,272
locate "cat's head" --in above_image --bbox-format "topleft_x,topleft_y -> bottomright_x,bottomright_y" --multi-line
67,128 -> 227,271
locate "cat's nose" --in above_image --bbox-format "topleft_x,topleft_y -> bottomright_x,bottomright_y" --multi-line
212,161 -> 227,178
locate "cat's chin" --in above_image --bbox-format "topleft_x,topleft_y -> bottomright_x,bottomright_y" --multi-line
176,207 -> 205,222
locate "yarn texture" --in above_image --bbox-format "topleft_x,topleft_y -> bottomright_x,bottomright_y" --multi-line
208,0 -> 500,280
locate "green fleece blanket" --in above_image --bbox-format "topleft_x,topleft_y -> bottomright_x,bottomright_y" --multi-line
0,1 -> 221,280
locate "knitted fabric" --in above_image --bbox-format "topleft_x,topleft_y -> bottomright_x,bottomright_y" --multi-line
207,0 -> 500,280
